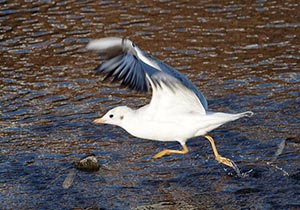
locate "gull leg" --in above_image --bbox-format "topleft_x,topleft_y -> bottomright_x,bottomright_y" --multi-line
204,135 -> 236,169
153,144 -> 189,159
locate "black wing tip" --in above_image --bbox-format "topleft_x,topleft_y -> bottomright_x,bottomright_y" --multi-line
95,55 -> 150,93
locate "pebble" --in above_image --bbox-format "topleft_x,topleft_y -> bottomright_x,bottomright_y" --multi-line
74,154 -> 100,172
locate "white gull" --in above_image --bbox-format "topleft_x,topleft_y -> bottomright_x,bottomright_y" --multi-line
87,37 -> 253,171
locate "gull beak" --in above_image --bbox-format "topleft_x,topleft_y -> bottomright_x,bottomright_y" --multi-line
93,118 -> 106,124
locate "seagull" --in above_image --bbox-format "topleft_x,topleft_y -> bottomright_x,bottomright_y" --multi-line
87,37 -> 253,172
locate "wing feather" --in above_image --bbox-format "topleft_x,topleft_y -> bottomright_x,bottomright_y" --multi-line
87,37 -> 208,113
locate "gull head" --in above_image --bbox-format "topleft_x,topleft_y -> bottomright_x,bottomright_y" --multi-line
93,106 -> 132,127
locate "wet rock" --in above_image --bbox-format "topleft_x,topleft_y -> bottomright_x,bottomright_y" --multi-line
74,154 -> 100,172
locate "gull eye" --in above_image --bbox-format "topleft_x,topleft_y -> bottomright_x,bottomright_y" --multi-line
132,42 -> 135,47
109,114 -> 114,118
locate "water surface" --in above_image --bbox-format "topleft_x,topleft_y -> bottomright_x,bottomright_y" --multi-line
1,0 -> 300,209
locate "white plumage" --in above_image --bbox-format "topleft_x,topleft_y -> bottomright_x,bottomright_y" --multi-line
88,37 -> 253,172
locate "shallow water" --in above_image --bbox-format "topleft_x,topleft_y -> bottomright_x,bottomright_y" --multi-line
1,0 -> 300,209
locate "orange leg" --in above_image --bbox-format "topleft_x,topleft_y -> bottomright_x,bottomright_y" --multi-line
204,135 -> 236,168
153,144 -> 189,159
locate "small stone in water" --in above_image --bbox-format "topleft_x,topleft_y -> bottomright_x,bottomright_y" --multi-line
74,154 -> 100,172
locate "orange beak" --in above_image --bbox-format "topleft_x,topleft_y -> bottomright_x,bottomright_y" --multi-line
93,118 -> 106,124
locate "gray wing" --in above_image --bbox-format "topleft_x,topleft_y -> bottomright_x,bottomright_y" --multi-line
86,37 -> 208,111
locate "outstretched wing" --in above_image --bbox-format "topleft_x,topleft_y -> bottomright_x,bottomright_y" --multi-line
86,37 -> 208,113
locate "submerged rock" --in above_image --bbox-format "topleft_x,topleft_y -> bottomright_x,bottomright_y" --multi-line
63,170 -> 76,189
74,154 -> 100,172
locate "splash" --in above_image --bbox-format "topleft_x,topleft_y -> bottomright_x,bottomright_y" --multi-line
226,159 -> 253,178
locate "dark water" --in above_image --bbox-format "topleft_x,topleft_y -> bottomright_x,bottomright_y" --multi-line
1,0 -> 300,209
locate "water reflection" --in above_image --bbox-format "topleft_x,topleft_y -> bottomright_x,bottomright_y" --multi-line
1,0 -> 300,209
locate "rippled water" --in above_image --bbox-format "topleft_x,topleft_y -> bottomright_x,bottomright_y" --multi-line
1,1 -> 300,209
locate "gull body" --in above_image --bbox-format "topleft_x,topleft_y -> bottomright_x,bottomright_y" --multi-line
97,106 -> 250,146
88,37 -> 253,169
